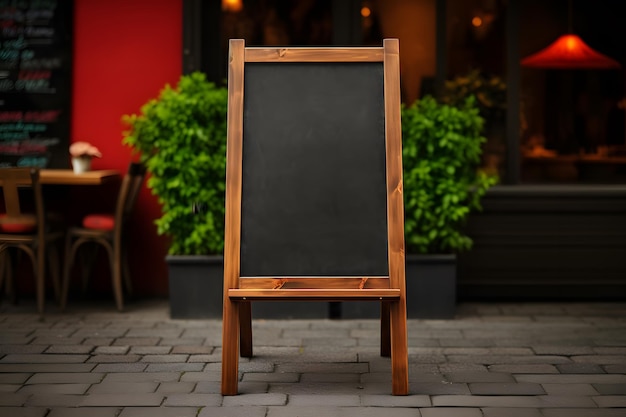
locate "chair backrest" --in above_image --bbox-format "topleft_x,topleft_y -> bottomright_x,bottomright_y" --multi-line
113,162 -> 147,238
0,168 -> 44,236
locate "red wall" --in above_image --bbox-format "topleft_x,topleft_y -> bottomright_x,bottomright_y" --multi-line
72,0 -> 182,296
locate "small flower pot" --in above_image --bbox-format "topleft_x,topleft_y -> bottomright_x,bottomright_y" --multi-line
72,156 -> 92,173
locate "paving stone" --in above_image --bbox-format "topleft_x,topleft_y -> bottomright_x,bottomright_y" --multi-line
0,392 -> 29,404
360,394 -> 431,407
102,372 -> 181,383
157,381 -> 196,394
180,371 -> 221,383
276,362 -> 368,374
200,406 -> 267,417
542,410 -> 626,417
26,373 -> 104,384
242,372 -> 300,383
301,373 -> 360,383
222,393 -> 287,406
410,382 -> 470,395
289,394 -> 360,406
468,382 -> 545,395
445,372 -> 515,383
481,408 -> 542,417
88,354 -> 141,363
488,364 -> 558,374
515,374 -> 626,384
45,345 -> 94,354
88,382 -> 158,394
130,346 -> 172,355
268,382 -> 369,395
94,345 -> 130,354
48,408 -> 121,417
542,383 -> 599,395
171,345 -> 214,354
420,409 -> 483,417
0,407 -> 48,417
113,337 -> 160,346
0,383 -> 19,393
0,354 -> 89,363
19,383 -> 91,394
159,338 -> 205,346
593,395 -> 626,407
92,363 -> 148,373
593,383 -> 626,394
80,393 -> 164,406
0,373 -> 31,383
0,345 -> 47,354
267,407 -> 341,417
145,363 -> 204,372
141,354 -> 189,363
163,393 -> 222,406
118,406 -> 200,417
341,407 -> 422,417
25,394 -> 84,407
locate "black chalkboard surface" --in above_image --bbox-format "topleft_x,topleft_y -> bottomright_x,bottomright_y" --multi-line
240,62 -> 389,277
0,0 -> 73,169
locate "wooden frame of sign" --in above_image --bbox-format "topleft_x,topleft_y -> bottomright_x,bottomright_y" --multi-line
222,38 -> 408,396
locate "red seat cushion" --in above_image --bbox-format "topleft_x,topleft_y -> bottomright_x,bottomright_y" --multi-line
0,214 -> 37,233
82,214 -> 115,231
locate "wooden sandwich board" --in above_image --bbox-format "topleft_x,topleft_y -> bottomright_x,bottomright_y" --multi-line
222,38 -> 408,395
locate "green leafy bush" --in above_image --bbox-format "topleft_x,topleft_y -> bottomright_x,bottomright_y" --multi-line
122,72 -> 228,255
402,95 -> 498,254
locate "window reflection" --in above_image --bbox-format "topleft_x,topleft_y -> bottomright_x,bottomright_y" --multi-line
221,0 -> 332,47
520,0 -> 626,183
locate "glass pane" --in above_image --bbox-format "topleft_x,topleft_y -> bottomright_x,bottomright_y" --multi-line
446,0 -> 508,179
221,0 -> 332,47
520,0 -> 626,183
363,0 -> 437,105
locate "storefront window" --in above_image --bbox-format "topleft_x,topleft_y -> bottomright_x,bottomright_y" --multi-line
446,0 -> 507,179
519,0 -> 626,183
220,0 -> 332,48
360,0 -> 437,105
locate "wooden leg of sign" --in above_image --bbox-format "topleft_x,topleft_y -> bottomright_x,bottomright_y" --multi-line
221,297 -> 240,395
390,299 -> 409,395
380,301 -> 391,357
239,301 -> 253,357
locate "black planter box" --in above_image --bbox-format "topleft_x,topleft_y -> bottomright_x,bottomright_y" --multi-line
166,255 -> 328,319
167,255 -> 224,319
341,254 -> 457,319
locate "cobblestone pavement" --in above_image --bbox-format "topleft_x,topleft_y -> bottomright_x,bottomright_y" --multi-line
0,299 -> 625,416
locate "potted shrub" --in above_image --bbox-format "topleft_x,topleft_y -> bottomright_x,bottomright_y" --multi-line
401,95 -> 498,318
121,72 -> 228,318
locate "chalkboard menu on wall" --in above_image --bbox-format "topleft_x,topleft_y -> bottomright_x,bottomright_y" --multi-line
0,0 -> 73,168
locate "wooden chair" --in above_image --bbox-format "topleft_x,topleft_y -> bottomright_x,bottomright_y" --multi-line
60,162 -> 146,311
0,167 -> 63,314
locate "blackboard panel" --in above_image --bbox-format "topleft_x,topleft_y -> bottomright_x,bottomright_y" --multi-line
0,0 -> 73,169
240,62 -> 389,277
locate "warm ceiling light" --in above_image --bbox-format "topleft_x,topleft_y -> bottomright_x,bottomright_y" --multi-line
361,7 -> 371,18
222,0 -> 243,13
521,34 -> 621,69
471,16 -> 483,27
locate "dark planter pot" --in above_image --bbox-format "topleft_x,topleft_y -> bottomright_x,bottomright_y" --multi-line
166,255 -> 329,319
341,253 -> 457,319
166,255 -> 223,319
406,253 -> 457,319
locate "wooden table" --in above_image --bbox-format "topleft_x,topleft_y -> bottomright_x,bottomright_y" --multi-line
39,169 -> 121,185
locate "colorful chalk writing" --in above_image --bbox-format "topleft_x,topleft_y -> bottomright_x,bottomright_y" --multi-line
0,0 -> 71,168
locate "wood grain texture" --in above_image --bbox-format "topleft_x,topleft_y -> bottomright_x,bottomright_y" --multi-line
239,277 -> 391,290
384,38 -> 409,396
245,47 -> 384,62
221,38 -> 245,397
229,288 -> 400,301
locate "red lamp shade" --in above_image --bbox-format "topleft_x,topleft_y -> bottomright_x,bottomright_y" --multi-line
521,34 -> 621,69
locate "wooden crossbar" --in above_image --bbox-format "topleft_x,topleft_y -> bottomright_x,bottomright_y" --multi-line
229,288 -> 400,301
